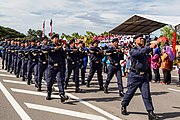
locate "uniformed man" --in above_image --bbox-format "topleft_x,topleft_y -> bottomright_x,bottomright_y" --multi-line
5,39 -> 11,70
27,37 -> 39,85
16,40 -> 25,78
104,38 -> 124,97
13,40 -> 21,75
78,40 -> 87,85
86,40 -> 104,90
46,34 -> 68,102
7,39 -> 14,72
64,38 -> 82,93
22,40 -> 29,81
121,34 -> 158,120
37,36 -> 49,91
1,39 -> 8,69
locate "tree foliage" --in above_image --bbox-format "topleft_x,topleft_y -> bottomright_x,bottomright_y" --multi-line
0,26 -> 26,39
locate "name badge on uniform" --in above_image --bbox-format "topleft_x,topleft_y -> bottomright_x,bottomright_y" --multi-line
54,63 -> 58,67
43,61 -> 46,64
72,62 -> 75,64
115,63 -> 118,66
39,53 -> 42,55
95,61 -> 99,63
32,59 -> 35,62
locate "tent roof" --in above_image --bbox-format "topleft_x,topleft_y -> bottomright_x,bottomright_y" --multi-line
109,14 -> 180,35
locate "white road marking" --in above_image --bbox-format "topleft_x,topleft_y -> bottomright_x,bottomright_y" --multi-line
3,79 -> 47,87
65,92 -> 122,120
160,74 -> 178,78
0,69 -> 9,73
11,88 -> 59,98
3,79 -> 27,85
168,88 -> 180,93
11,88 -> 121,120
25,103 -> 107,120
0,82 -> 32,120
0,73 -> 16,78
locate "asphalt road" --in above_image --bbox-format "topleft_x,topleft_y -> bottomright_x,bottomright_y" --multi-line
0,65 -> 180,120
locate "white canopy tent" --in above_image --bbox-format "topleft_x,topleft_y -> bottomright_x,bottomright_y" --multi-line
109,14 -> 180,35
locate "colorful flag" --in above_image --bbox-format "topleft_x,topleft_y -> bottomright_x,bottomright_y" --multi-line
50,19 -> 52,37
42,21 -> 45,38
172,31 -> 177,54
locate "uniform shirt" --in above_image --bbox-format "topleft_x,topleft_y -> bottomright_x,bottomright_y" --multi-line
18,46 -> 25,59
89,46 -> 103,62
78,47 -> 87,62
66,46 -> 79,62
28,45 -> 39,62
38,45 -> 48,63
46,44 -> 66,65
130,46 -> 151,72
105,45 -> 124,64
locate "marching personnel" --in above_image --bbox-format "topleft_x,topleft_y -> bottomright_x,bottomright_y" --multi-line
46,34 -> 68,102
5,39 -> 11,70
104,38 -> 124,97
86,40 -> 104,90
7,40 -> 14,72
13,40 -> 21,75
64,38 -> 82,93
121,34 -> 158,120
10,40 -> 16,73
22,40 -> 29,81
37,36 -> 49,91
16,40 -> 25,78
78,40 -> 87,85
27,37 -> 39,85
1,39 -> 8,69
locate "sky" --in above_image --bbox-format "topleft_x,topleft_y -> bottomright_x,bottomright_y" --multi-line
0,0 -> 180,36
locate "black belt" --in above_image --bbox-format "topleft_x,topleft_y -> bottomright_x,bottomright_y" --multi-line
131,69 -> 145,76
49,62 -> 60,67
110,63 -> 120,66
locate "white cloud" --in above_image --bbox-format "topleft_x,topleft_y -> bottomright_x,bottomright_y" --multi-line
0,0 -> 180,36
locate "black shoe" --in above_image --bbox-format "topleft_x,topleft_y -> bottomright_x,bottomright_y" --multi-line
46,92 -> 51,100
27,81 -> 30,85
99,86 -> 104,91
35,84 -> 38,88
104,87 -> 108,94
82,81 -> 86,85
22,78 -> 25,81
16,75 -> 19,78
119,92 -> 124,97
75,88 -> 83,93
2,66 -> 4,69
177,82 -> 180,87
121,106 -> 128,115
64,84 -> 67,89
86,82 -> 90,88
148,111 -> 159,120
60,94 -> 69,103
10,71 -> 13,74
37,87 -> 41,92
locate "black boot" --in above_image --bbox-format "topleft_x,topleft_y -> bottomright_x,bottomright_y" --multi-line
148,111 -> 159,120
86,81 -> 90,87
82,80 -> 86,85
104,86 -> 108,94
121,106 -> 128,115
37,86 -> 41,92
75,88 -> 83,93
16,74 -> 19,78
27,80 -> 30,85
99,86 -> 104,91
119,92 -> 124,97
64,83 -> 68,89
60,94 -> 69,103
46,92 -> 51,100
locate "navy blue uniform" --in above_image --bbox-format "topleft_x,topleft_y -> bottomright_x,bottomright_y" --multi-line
27,45 -> 39,85
121,46 -> 154,111
65,46 -> 80,90
37,45 -> 48,89
16,46 -> 24,78
2,42 -> 8,69
46,44 -> 66,96
86,46 -> 103,89
13,45 -> 20,75
78,47 -> 87,85
104,45 -> 124,95
7,44 -> 13,72
22,46 -> 29,81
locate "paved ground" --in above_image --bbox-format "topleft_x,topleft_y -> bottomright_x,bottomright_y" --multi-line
0,65 -> 180,120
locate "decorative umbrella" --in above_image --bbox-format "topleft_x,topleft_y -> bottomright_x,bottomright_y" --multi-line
157,36 -> 168,42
